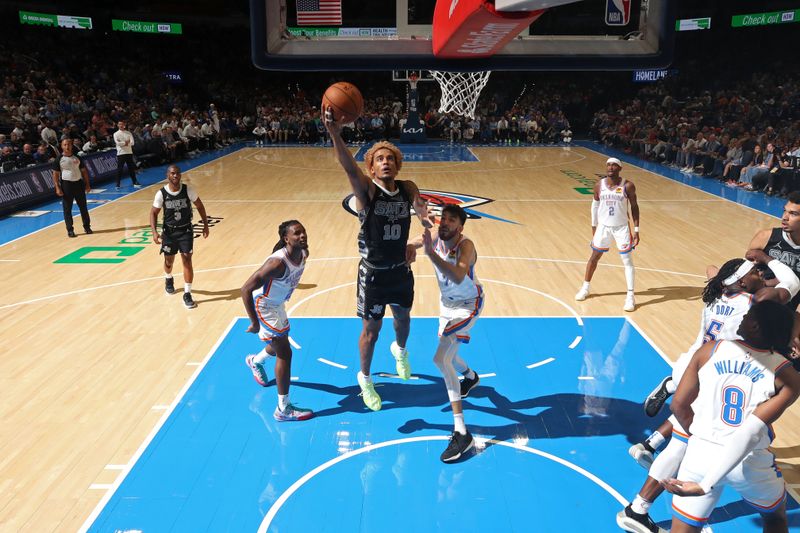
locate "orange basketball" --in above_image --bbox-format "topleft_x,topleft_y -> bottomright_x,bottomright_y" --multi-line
322,82 -> 364,124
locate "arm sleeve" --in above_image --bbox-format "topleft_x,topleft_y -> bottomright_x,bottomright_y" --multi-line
769,259 -> 800,299
698,415 -> 766,493
590,200 -> 599,227
152,190 -> 164,209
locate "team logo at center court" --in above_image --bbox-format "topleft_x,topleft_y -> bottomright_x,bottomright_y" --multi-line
342,190 -> 518,224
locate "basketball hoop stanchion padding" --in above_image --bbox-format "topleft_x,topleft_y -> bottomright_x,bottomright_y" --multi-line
432,0 -> 546,59
400,75 -> 427,144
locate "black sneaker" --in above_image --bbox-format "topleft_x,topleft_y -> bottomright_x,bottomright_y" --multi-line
67,230 -> 76,238
616,504 -> 666,533
460,372 -> 480,398
84,227 -> 93,235
165,278 -> 175,295
183,292 -> 196,309
644,376 -> 672,417
440,431 -> 474,463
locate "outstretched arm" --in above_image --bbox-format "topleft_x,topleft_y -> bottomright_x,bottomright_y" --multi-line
404,180 -> 433,228
323,107 -> 372,209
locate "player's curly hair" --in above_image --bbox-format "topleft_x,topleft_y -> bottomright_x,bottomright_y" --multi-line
364,141 -> 403,175
702,258 -> 746,306
273,219 -> 302,252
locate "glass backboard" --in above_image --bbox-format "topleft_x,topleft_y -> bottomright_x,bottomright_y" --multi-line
251,0 -> 674,71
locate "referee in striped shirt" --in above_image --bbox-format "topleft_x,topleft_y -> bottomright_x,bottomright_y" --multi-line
52,138 -> 92,238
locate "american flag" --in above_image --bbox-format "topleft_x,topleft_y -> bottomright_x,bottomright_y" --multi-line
296,0 -> 342,26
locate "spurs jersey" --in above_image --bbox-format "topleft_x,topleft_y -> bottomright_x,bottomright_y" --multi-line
433,236 -> 481,303
597,178 -> 629,227
764,228 -> 800,310
253,248 -> 307,306
358,180 -> 412,268
690,340 -> 792,448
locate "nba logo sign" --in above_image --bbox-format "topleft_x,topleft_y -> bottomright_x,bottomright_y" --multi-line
605,0 -> 631,26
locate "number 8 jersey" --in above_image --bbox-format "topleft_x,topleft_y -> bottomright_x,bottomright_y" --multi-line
690,340 -> 792,448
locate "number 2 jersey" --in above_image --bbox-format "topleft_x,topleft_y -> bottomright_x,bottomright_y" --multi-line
597,178 -> 629,227
690,339 -> 792,448
358,180 -> 412,268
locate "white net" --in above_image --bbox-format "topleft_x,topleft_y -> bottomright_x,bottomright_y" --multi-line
429,71 -> 492,120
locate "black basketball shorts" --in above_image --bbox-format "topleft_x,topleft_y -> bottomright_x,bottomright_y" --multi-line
160,226 -> 193,255
356,260 -> 414,320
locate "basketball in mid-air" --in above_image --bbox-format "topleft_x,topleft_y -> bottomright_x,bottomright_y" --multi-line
322,82 -> 364,124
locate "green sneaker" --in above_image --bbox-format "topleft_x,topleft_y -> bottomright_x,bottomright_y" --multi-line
357,373 -> 382,411
390,341 -> 411,380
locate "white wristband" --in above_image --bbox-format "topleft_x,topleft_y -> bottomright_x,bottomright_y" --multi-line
634,226 -> 640,233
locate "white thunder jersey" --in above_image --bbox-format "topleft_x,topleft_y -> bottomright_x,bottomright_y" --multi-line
690,340 -> 792,448
434,236 -> 481,303
674,291 -> 754,385
253,248 -> 307,306
694,291 -> 753,349
597,178 -> 629,227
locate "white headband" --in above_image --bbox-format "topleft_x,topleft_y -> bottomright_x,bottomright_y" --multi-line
606,157 -> 622,167
723,260 -> 755,286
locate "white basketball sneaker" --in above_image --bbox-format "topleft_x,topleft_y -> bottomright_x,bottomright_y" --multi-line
624,293 -> 636,312
575,286 -> 590,301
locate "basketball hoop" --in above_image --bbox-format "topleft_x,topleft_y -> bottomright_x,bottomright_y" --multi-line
408,72 -> 419,90
429,70 -> 491,120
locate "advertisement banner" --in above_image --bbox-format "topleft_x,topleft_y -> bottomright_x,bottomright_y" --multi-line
731,9 -> 798,28
111,19 -> 183,34
0,151 -> 118,216
19,11 -> 92,29
286,27 -> 397,37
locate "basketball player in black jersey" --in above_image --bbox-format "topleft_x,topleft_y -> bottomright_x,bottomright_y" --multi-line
149,165 -> 210,309
748,192 -> 800,311
325,107 -> 432,411
748,191 -> 800,369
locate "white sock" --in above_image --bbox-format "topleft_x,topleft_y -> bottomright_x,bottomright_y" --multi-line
184,282 -> 192,293
645,430 -> 666,451
666,378 -> 677,394
278,394 -> 290,411
165,273 -> 173,279
254,348 -> 271,365
621,253 -> 635,291
581,281 -> 590,291
631,494 -> 651,515
453,413 -> 466,435
463,369 -> 476,380
358,371 -> 372,385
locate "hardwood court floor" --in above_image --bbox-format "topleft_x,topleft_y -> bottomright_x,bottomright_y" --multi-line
0,145 -> 797,531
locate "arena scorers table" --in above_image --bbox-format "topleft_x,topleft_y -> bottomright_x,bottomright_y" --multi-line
0,150 -> 119,217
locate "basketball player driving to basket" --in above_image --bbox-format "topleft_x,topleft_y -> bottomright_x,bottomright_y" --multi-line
324,104 -> 433,412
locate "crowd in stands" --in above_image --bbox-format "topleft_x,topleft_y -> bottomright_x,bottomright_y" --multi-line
5,20 -> 798,206
591,68 -> 800,198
